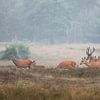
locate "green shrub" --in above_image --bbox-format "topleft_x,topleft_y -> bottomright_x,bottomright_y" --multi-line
1,44 -> 30,60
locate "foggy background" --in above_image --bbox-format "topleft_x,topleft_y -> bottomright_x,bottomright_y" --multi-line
0,0 -> 100,43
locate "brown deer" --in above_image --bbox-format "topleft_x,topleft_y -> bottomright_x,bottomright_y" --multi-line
31,61 -> 45,69
57,60 -> 77,69
11,56 -> 33,69
80,57 -> 100,68
86,47 -> 95,60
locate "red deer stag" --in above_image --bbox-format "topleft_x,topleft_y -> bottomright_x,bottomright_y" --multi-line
31,61 -> 45,69
57,60 -> 77,69
80,57 -> 100,68
11,56 -> 33,69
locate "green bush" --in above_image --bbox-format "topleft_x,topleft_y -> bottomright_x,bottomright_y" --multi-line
1,44 -> 30,60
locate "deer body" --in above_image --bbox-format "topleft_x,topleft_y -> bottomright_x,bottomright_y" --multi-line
11,57 -> 33,68
81,61 -> 100,68
57,60 -> 76,69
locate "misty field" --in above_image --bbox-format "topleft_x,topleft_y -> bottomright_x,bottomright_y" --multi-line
0,65 -> 100,100
0,43 -> 100,67
0,43 -> 100,100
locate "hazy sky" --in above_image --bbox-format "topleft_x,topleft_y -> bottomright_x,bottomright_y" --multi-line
0,0 -> 100,43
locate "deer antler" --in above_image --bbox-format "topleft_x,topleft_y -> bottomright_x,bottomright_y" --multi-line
86,47 -> 95,56
86,47 -> 90,55
90,47 -> 95,55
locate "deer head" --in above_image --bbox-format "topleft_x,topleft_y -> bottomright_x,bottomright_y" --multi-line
86,47 -> 95,60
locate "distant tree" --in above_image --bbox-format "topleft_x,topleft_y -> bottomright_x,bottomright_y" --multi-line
1,44 -> 30,60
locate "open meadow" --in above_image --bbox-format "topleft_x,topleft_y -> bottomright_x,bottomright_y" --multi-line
0,65 -> 100,100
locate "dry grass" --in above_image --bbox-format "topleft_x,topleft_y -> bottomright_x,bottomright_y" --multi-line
0,83 -> 100,100
0,66 -> 100,100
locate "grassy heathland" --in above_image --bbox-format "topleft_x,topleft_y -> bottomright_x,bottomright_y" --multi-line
0,66 -> 100,100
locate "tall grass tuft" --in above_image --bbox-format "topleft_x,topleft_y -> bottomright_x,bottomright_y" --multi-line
0,84 -> 100,100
